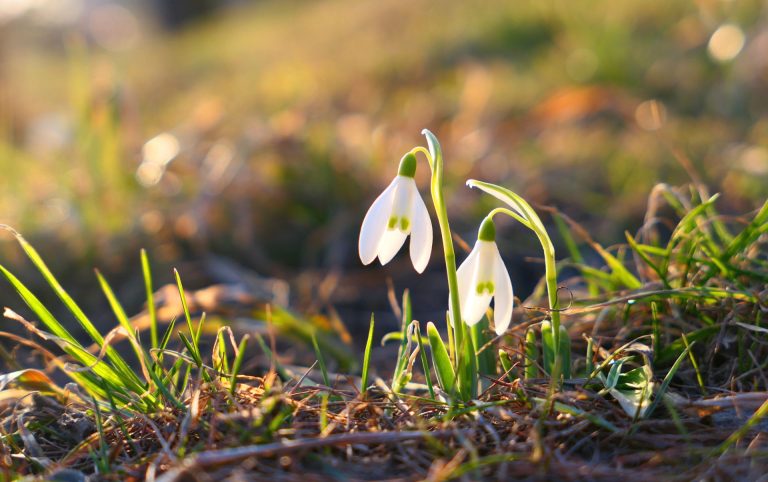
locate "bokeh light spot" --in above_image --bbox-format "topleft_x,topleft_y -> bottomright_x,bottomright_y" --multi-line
708,24 -> 745,63
136,162 -> 164,187
174,214 -> 198,239
143,133 -> 180,167
740,146 -> 768,175
634,100 -> 667,131
137,132 -> 180,187
140,210 -> 165,234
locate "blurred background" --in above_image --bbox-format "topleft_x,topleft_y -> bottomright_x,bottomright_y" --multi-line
0,0 -> 767,351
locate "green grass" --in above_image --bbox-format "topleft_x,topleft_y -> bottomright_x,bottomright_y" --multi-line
0,183 -> 766,478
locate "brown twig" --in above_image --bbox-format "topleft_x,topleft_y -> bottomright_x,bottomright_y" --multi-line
185,429 -> 459,468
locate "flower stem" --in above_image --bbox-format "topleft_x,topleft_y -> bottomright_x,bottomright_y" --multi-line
471,180 -> 564,384
411,131 -> 474,400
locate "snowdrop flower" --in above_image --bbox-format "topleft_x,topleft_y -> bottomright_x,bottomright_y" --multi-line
358,153 -> 433,273
455,217 -> 513,335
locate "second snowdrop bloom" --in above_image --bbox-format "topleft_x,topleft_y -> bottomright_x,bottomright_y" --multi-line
456,217 -> 514,335
358,153 -> 433,273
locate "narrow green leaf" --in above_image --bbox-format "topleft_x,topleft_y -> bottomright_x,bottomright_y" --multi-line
0,265 -> 141,400
140,249 -> 159,350
457,320 -> 478,401
427,322 -> 456,396
499,349 -> 514,382
471,316 -> 495,379
179,332 -> 203,369
360,314 -> 375,396
95,271 -> 153,382
392,290 -> 412,389
174,269 -> 196,344
158,317 -> 177,364
216,330 -> 229,375
312,332 -> 330,387
717,398 -> 768,455
681,332 -> 705,395
602,358 -> 628,391
644,341 -> 693,418
524,328 -> 539,380
230,335 -> 249,395
0,231 -> 141,388
414,322 -> 435,400
625,231 -> 670,289
541,320 -> 555,375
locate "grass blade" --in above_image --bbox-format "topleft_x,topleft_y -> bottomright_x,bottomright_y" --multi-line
360,314 -> 375,397
0,266 -> 141,400
312,332 -> 330,387
644,341 -> 694,418
141,249 -> 159,350
0,229 -> 142,389
392,290 -> 412,392
230,335 -> 249,395
414,322 -> 435,400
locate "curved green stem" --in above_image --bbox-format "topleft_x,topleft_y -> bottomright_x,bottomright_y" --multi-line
470,180 -> 562,381
487,207 -> 533,230
410,131 -> 474,400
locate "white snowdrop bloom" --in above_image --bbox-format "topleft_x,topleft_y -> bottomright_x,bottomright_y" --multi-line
455,218 -> 514,335
358,153 -> 433,273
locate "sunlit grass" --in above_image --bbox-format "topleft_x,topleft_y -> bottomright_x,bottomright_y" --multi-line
0,181 -> 765,477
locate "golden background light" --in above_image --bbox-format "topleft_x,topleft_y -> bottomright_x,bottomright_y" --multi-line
708,23 -> 746,62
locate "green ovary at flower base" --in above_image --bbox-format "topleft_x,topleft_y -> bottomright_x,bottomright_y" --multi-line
358,153 -> 433,273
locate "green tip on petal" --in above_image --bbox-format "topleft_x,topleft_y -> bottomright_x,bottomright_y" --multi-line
478,216 -> 496,242
397,153 -> 417,178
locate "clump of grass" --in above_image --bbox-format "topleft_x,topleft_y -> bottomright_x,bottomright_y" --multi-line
0,183 -> 767,480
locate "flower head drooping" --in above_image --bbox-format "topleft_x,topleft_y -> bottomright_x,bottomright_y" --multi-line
358,153 -> 433,273
455,217 -> 514,335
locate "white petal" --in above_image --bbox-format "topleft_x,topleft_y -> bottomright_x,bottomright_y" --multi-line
377,228 -> 408,265
391,176 -> 415,224
455,241 -> 482,318
463,241 -> 497,326
463,291 -> 492,326
490,244 -> 514,335
359,178 -> 398,265
454,241 -> 488,326
408,186 -> 432,273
